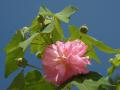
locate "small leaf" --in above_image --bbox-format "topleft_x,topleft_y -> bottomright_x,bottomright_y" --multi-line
7,71 -> 25,90
55,6 -> 78,23
108,54 -> 120,75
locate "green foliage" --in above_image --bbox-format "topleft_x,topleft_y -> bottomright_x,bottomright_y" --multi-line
8,70 -> 56,90
59,72 -> 111,90
4,5 -> 120,90
5,30 -> 26,77
5,30 -> 25,54
71,77 -> 110,90
108,54 -> 120,75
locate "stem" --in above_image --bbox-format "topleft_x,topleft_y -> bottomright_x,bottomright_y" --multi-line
27,64 -> 42,70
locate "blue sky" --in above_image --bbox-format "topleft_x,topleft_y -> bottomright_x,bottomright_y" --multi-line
0,0 -> 120,90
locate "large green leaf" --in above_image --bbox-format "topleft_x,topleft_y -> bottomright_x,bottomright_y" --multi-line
5,30 -> 25,54
5,48 -> 24,77
24,70 -> 56,90
108,54 -> 120,75
5,30 -> 25,77
8,71 -> 25,90
55,6 -> 78,23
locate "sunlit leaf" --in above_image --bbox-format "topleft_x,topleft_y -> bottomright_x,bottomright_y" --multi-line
5,30 -> 25,54
5,30 -> 26,77
5,48 -> 24,77
55,6 -> 78,23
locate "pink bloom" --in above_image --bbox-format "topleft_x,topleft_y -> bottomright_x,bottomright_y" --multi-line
42,40 -> 90,85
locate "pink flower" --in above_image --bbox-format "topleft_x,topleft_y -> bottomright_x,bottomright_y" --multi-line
42,40 -> 90,85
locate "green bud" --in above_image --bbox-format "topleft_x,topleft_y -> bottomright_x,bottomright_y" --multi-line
80,25 -> 88,34
16,58 -> 28,68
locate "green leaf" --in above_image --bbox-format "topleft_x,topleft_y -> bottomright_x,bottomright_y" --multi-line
39,6 -> 53,16
79,32 -> 120,54
53,18 -> 64,41
59,71 -> 102,90
8,71 -> 25,90
24,70 -> 56,90
5,48 -> 24,78
30,16 -> 43,34
86,45 -> 101,63
25,70 -> 42,83
4,30 -> 26,77
108,54 -> 120,75
24,80 -> 56,90
93,40 -> 120,54
5,30 -> 25,54
68,25 -> 80,40
19,33 -> 39,51
71,77 -> 110,90
30,33 -> 52,57
55,6 -> 78,23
